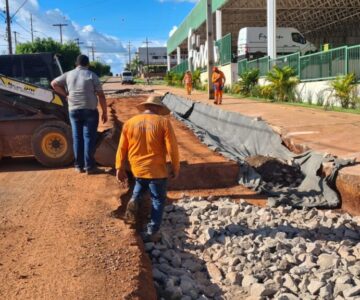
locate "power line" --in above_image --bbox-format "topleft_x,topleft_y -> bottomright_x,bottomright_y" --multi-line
11,0 -> 29,19
52,23 -> 68,44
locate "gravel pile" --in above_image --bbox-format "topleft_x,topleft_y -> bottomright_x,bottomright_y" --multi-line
145,197 -> 360,300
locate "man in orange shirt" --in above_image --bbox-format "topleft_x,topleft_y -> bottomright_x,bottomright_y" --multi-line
183,71 -> 193,95
116,96 -> 179,241
212,66 -> 226,105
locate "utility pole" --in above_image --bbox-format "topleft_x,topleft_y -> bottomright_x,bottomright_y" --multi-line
74,38 -> 84,48
206,0 -> 215,99
143,37 -> 151,80
127,41 -> 132,68
13,31 -> 19,48
52,23 -> 68,44
5,0 -> 12,54
87,44 -> 95,61
30,14 -> 34,42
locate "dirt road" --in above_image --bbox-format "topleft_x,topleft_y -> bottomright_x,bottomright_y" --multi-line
0,158 -> 155,300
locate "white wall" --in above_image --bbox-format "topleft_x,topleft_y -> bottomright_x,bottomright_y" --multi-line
200,63 -> 238,87
258,78 -> 342,106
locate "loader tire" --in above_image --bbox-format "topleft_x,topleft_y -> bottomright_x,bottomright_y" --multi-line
32,121 -> 73,168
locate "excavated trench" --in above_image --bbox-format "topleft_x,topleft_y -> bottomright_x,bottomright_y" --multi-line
102,93 -> 358,299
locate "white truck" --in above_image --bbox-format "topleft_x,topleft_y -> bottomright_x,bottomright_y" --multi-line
237,27 -> 317,59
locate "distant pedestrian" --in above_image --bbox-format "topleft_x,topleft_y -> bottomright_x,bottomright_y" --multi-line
183,71 -> 193,95
51,54 -> 108,174
116,96 -> 179,242
212,66 -> 226,105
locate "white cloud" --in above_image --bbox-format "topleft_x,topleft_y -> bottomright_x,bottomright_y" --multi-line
5,0 -> 128,74
169,26 -> 178,37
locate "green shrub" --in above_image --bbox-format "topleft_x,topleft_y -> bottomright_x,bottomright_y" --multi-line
192,69 -> 202,89
164,71 -> 174,86
330,73 -> 357,109
230,83 -> 242,94
266,66 -> 299,102
238,69 -> 260,96
260,85 -> 275,100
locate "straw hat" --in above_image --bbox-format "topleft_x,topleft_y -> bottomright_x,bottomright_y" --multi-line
136,96 -> 170,115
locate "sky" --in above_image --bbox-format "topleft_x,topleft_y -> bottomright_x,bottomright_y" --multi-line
1,0 -> 199,74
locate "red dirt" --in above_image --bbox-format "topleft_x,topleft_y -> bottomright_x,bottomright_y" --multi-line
0,158 -> 156,300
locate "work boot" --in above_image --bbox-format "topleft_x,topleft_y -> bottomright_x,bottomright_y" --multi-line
141,231 -> 161,243
86,167 -> 104,175
125,199 -> 138,224
75,167 -> 85,173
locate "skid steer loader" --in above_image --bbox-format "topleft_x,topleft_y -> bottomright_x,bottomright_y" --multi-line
0,53 -> 119,168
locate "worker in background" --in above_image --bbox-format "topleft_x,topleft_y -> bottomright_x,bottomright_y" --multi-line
51,55 -> 108,174
115,96 -> 180,242
183,70 -> 193,95
212,66 -> 226,105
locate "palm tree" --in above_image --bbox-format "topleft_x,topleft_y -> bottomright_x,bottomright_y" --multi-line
266,66 -> 299,102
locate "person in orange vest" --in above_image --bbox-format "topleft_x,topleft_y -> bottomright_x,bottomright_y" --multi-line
212,66 -> 226,105
115,96 -> 180,242
183,71 -> 193,95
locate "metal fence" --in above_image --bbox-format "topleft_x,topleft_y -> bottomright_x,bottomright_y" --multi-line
215,33 -> 232,66
171,60 -> 189,74
347,45 -> 360,80
238,45 -> 360,82
246,56 -> 269,76
270,53 -> 300,76
299,47 -> 347,81
237,59 -> 247,77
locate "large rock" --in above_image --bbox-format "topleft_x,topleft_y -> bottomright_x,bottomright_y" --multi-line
206,263 -> 223,282
307,280 -> 325,295
317,253 -> 339,270
250,283 -> 276,297
242,275 -> 258,288
343,286 -> 360,298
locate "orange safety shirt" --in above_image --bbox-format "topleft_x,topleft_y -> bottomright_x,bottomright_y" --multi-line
212,71 -> 225,86
115,113 -> 180,179
184,73 -> 192,84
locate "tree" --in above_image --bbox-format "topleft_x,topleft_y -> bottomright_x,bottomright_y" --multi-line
266,66 -> 299,102
89,61 -> 112,77
16,38 -> 81,72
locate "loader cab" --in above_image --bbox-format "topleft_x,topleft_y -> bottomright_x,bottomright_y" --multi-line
0,53 -> 62,88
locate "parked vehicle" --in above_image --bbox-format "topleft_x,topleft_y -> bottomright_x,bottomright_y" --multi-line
121,71 -> 134,84
237,27 -> 317,59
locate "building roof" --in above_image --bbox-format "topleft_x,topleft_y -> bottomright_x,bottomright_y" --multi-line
167,0 -> 360,54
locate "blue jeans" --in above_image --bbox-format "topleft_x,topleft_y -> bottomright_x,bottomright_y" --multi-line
69,109 -> 99,170
132,178 -> 168,234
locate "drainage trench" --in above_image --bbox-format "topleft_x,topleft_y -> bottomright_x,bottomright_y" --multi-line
108,94 -> 360,300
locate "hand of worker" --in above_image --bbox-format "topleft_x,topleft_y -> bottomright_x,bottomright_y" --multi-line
102,112 -> 108,124
116,169 -> 128,188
